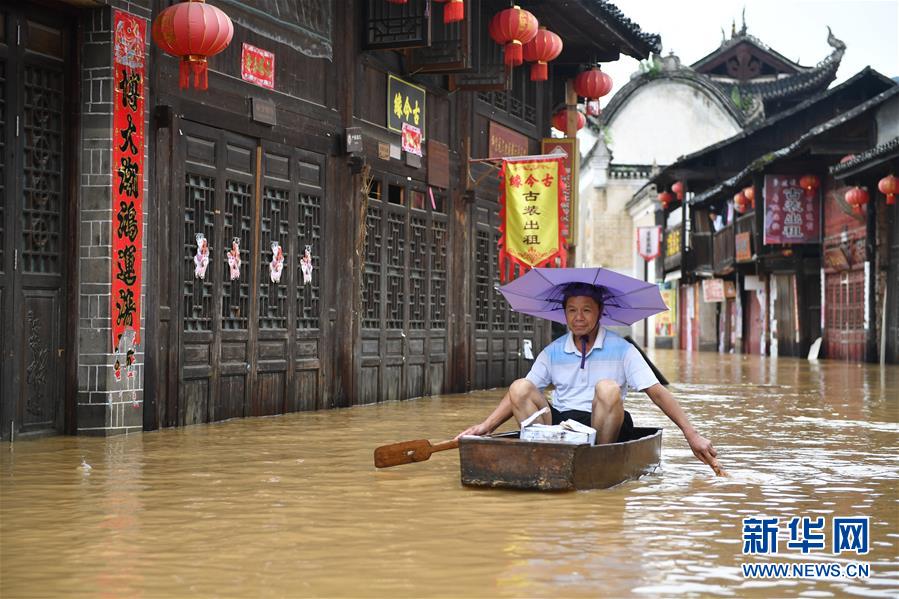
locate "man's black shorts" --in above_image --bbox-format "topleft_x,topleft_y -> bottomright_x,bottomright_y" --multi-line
549,405 -> 636,443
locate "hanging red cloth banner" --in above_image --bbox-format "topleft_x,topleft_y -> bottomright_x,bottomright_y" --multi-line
111,11 -> 146,352
498,155 -> 567,282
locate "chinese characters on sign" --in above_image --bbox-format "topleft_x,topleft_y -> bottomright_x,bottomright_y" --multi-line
489,121 -> 529,158
764,175 -> 821,245
742,516 -> 869,555
401,122 -> 422,157
541,138 -> 577,242
655,284 -> 677,337
636,226 -> 661,261
387,74 -> 426,139
497,156 -> 566,282
241,43 -> 275,89
111,11 -> 145,352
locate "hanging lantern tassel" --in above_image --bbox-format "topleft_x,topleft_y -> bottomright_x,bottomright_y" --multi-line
444,0 -> 464,23
182,55 -> 209,90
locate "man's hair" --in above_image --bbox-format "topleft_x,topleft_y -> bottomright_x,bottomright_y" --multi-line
561,283 -> 605,310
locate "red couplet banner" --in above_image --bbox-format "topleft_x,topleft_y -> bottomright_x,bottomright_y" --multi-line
111,11 -> 146,352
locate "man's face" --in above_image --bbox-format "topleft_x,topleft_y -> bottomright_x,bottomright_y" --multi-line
564,295 -> 601,337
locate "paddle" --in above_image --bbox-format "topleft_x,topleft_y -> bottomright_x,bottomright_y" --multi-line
624,335 -> 669,386
374,438 -> 459,468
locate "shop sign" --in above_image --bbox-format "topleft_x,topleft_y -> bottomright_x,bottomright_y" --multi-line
241,43 -> 275,89
655,283 -> 677,337
764,175 -> 821,245
489,121 -> 528,158
402,122 -> 422,156
637,226 -> 662,261
702,278 -> 726,303
111,10 -> 146,352
665,228 -> 681,258
541,138 -> 577,241
388,74 -> 426,139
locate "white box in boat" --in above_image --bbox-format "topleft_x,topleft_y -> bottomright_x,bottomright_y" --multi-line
520,420 -> 596,445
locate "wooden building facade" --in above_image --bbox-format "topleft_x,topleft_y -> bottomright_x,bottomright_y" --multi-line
652,68 -> 898,362
0,0 -> 658,438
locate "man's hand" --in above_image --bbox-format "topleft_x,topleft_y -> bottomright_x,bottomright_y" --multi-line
685,431 -> 727,476
456,422 -> 492,440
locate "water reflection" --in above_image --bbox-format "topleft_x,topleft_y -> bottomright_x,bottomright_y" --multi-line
1,350 -> 897,597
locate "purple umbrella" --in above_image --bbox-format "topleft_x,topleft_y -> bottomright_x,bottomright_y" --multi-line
497,267 -> 668,326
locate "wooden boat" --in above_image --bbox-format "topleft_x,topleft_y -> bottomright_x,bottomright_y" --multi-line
459,427 -> 662,491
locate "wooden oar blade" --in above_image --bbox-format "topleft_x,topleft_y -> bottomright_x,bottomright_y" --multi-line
374,439 -> 432,468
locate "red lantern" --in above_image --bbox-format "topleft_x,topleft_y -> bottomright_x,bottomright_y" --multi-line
734,190 -> 748,213
878,174 -> 898,205
152,0 -> 234,90
671,181 -> 685,201
552,109 -> 585,133
489,6 -> 539,67
522,27 -> 563,82
573,66 -> 613,100
799,174 -> 820,197
433,0 -> 464,23
658,191 -> 674,210
845,186 -> 869,214
743,185 -> 755,209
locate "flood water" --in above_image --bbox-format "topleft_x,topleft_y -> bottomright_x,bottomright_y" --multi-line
2,350 -> 898,598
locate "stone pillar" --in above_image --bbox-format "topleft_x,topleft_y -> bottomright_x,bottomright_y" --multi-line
76,3 -> 150,435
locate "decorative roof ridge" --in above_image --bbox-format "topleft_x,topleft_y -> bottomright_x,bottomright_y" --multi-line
581,0 -> 662,57
830,136 -> 899,176
653,68 -> 896,181
597,63 -> 745,128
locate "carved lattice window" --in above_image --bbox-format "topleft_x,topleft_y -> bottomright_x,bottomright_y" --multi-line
385,210 -> 406,330
259,186 -> 289,329
430,217 -> 447,329
296,192 -> 321,330
475,230 -> 490,331
364,0 -> 430,50
408,214 -> 427,330
183,174 -> 215,331
22,64 -> 64,274
491,230 -> 505,332
222,180 -> 251,329
0,58 -> 5,270
362,197 -> 382,330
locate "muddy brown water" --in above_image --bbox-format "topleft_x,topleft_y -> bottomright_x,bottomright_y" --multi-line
2,350 -> 897,597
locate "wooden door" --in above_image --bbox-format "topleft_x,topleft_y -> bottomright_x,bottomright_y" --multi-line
471,197 -> 535,389
743,291 -> 763,355
359,176 -> 450,403
0,9 -> 71,437
825,269 -> 866,361
170,120 -> 326,426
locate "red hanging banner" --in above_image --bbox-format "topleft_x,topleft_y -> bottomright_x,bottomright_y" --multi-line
498,155 -> 567,282
111,11 -> 146,352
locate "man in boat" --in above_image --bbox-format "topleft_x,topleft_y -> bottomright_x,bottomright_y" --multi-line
457,282 -> 720,470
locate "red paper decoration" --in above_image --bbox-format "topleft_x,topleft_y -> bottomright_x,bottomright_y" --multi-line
799,174 -> 820,197
152,0 -> 234,90
433,0 -> 464,23
522,27 -> 563,82
734,190 -> 748,213
573,66 -> 613,100
671,181 -> 685,201
743,185 -> 755,209
878,174 -> 897,205
845,186 -> 869,214
658,191 -> 674,210
552,109 -> 585,133
489,6 -> 539,67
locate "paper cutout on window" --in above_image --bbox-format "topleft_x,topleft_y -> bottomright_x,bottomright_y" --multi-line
194,232 -> 210,279
270,241 -> 285,283
227,237 -> 241,281
301,245 -> 313,285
